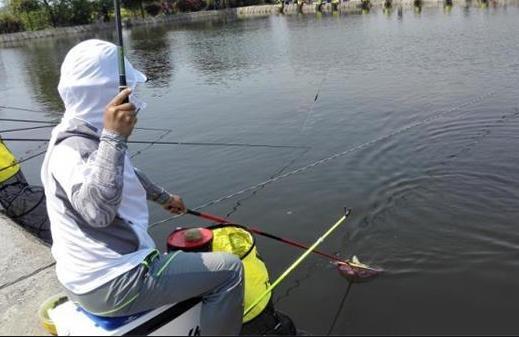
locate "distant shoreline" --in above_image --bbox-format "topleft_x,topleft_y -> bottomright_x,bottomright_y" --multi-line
1,0 -> 516,45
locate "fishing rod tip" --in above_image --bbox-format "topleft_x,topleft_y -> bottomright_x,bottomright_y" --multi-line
344,207 -> 352,216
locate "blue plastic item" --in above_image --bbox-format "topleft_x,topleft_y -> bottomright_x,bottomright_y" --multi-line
77,306 -> 149,331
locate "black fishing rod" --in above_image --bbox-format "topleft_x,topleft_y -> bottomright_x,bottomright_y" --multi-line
113,0 -> 128,101
0,137 -> 309,150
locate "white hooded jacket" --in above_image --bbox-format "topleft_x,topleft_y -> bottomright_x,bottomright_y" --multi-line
41,40 -> 165,294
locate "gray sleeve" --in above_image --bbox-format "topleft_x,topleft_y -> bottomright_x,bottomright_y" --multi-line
134,168 -> 171,205
69,130 -> 127,228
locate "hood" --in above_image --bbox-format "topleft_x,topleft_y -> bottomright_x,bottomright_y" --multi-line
57,39 -> 147,132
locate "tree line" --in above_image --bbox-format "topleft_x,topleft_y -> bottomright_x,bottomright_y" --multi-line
0,0 -> 272,34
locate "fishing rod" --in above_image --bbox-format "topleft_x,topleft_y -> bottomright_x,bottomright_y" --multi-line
188,209 -> 350,265
113,0 -> 128,100
243,209 -> 350,316
0,137 -> 309,150
186,208 -> 381,282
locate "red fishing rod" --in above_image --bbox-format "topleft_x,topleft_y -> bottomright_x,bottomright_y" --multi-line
187,209 -> 346,264
186,209 -> 382,281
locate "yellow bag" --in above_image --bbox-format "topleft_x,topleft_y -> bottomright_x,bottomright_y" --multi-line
0,141 -> 20,183
211,225 -> 272,323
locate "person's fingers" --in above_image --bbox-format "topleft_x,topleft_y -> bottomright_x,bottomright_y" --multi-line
168,207 -> 181,214
117,110 -> 137,122
162,196 -> 186,214
108,88 -> 132,107
125,114 -> 137,124
116,103 -> 136,112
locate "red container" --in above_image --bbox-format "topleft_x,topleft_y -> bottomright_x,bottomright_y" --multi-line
167,227 -> 214,253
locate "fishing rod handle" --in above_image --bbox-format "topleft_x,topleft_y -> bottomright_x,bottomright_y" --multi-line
119,85 -> 129,104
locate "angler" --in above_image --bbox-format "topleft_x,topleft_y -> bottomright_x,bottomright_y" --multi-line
40,39 -> 244,335
28,3 -> 379,332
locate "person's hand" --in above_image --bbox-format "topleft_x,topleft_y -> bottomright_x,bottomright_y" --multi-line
104,88 -> 137,138
163,194 -> 186,215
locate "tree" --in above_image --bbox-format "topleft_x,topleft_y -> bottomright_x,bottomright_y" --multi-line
176,0 -> 205,11
122,0 -> 147,18
39,0 -> 57,27
56,0 -> 94,25
144,1 -> 161,16
10,0 -> 57,28
9,0 -> 40,29
92,0 -> 113,22
0,10 -> 23,33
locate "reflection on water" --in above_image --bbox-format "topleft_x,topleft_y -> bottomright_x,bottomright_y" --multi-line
1,5 -> 519,334
20,40 -> 66,114
128,26 -> 174,88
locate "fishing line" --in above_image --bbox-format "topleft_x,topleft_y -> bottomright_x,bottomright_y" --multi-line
358,107 -> 519,249
223,64 -> 337,216
0,117 -> 175,164
326,282 -> 353,335
300,43 -> 360,134
244,210 -> 350,316
0,117 -> 174,133
0,116 -> 174,132
1,137 -> 309,149
300,70 -> 330,133
0,105 -> 48,113
0,130 -> 50,174
0,125 -> 56,133
130,128 -> 172,159
274,260 -> 320,306
128,140 -> 308,149
438,107 -> 519,165
0,117 -> 57,124
224,146 -> 311,218
0,150 -> 47,174
150,89 -> 499,228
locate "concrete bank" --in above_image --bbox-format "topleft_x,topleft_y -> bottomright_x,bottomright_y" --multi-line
0,6 -> 277,45
2,0 -> 517,44
0,214 -> 60,336
283,0 -> 518,14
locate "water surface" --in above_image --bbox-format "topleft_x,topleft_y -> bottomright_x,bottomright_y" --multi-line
1,5 -> 519,334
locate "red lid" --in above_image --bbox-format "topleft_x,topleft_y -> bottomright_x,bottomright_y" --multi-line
167,228 -> 213,250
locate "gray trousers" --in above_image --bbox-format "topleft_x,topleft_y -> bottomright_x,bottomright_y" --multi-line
68,251 -> 244,335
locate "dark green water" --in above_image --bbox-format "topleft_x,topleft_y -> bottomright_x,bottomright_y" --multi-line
1,5 -> 519,334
